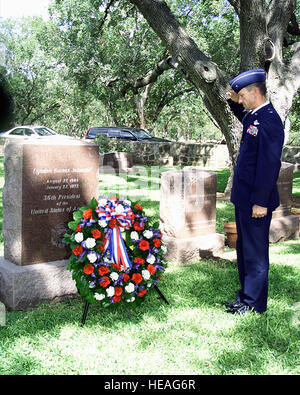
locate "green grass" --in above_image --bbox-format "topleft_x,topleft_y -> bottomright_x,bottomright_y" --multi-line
293,171 -> 300,196
0,161 -> 299,375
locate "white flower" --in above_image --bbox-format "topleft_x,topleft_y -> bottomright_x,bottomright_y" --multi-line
110,272 -> 119,281
115,204 -> 124,215
126,297 -> 135,303
146,254 -> 156,264
142,270 -> 151,280
85,237 -> 96,249
124,199 -> 131,206
74,232 -> 84,243
103,256 -> 112,263
94,293 -> 105,301
87,252 -> 97,263
98,198 -> 107,207
106,286 -> 115,297
125,282 -> 135,293
130,231 -> 139,241
143,230 -> 153,239
98,219 -> 107,228
161,245 -> 167,253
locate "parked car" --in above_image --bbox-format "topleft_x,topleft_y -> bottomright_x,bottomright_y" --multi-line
0,125 -> 73,140
84,126 -> 171,142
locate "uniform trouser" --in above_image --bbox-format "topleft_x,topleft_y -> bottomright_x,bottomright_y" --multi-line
234,206 -> 272,313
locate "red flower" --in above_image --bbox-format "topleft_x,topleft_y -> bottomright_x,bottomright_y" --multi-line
91,229 -> 101,239
153,238 -> 161,248
76,224 -> 82,232
83,208 -> 93,219
96,244 -> 105,253
115,287 -> 123,297
139,240 -> 149,251
138,289 -> 147,297
134,257 -> 145,265
131,273 -> 143,284
130,212 -> 135,221
112,263 -> 121,271
98,266 -> 109,276
72,245 -> 83,256
134,204 -> 143,211
83,264 -> 94,275
113,295 -> 121,303
99,276 -> 110,288
147,264 -> 156,275
109,218 -> 117,228
122,273 -> 130,282
134,222 -> 144,231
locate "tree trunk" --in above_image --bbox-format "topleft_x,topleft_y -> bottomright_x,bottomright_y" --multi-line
129,0 -> 300,196
129,0 -> 242,171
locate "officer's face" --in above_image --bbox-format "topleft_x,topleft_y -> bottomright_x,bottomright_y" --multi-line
238,87 -> 256,110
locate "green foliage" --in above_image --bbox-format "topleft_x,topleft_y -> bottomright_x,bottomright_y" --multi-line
288,92 -> 300,146
0,0 -> 299,142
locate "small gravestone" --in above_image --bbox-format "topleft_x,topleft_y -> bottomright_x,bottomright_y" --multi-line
0,139 -> 99,309
270,162 -> 299,242
160,168 -> 224,263
0,301 -> 5,326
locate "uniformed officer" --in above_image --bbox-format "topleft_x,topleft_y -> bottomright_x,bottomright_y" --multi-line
224,68 -> 284,314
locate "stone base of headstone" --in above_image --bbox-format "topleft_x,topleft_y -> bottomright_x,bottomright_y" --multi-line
269,215 -> 299,243
0,257 -> 77,310
99,152 -> 137,174
163,233 -> 225,264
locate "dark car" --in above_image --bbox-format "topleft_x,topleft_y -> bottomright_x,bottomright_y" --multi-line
84,126 -> 171,142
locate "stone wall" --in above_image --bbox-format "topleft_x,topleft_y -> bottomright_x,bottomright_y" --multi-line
128,141 -> 300,171
1,138 -> 300,170
127,141 -> 230,169
282,146 -> 300,171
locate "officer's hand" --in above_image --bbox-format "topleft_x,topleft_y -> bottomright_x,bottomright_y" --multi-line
226,90 -> 239,103
252,205 -> 268,218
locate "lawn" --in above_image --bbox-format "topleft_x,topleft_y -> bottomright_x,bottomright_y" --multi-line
0,161 -> 299,375
293,171 -> 300,196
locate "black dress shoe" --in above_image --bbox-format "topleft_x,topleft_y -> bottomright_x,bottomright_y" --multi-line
222,301 -> 244,309
226,302 -> 253,315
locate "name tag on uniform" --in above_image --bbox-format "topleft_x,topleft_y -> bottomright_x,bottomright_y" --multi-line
247,125 -> 258,136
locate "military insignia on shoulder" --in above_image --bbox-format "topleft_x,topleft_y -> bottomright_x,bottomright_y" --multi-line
247,125 -> 258,136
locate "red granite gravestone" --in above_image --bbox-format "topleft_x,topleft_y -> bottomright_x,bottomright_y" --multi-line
19,144 -> 99,265
160,168 -> 224,263
269,162 -> 299,242
0,140 -> 99,309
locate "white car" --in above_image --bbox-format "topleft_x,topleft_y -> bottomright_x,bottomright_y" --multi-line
0,125 -> 73,139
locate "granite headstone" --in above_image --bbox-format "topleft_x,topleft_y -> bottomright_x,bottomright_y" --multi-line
160,168 -> 224,263
0,139 -> 99,309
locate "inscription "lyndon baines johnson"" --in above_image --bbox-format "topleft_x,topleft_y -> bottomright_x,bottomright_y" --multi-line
33,167 -> 92,175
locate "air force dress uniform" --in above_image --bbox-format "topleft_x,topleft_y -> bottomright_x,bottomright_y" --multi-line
227,69 -> 284,313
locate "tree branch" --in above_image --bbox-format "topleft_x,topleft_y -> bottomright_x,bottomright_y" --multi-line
121,56 -> 179,95
97,0 -> 117,35
227,0 -> 241,16
287,13 -> 300,36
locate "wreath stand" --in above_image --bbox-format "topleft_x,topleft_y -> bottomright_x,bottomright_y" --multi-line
81,285 -> 169,326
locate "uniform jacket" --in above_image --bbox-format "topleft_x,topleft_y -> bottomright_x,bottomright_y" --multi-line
228,99 -> 284,211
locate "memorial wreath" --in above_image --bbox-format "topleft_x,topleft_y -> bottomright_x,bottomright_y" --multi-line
63,196 -> 167,307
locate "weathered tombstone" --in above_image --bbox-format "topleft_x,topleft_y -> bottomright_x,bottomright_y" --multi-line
269,162 -> 299,242
0,139 -> 99,310
160,168 -> 224,263
0,301 -> 5,326
99,152 -> 134,174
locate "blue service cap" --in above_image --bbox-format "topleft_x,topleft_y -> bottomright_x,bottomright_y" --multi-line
229,69 -> 265,93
